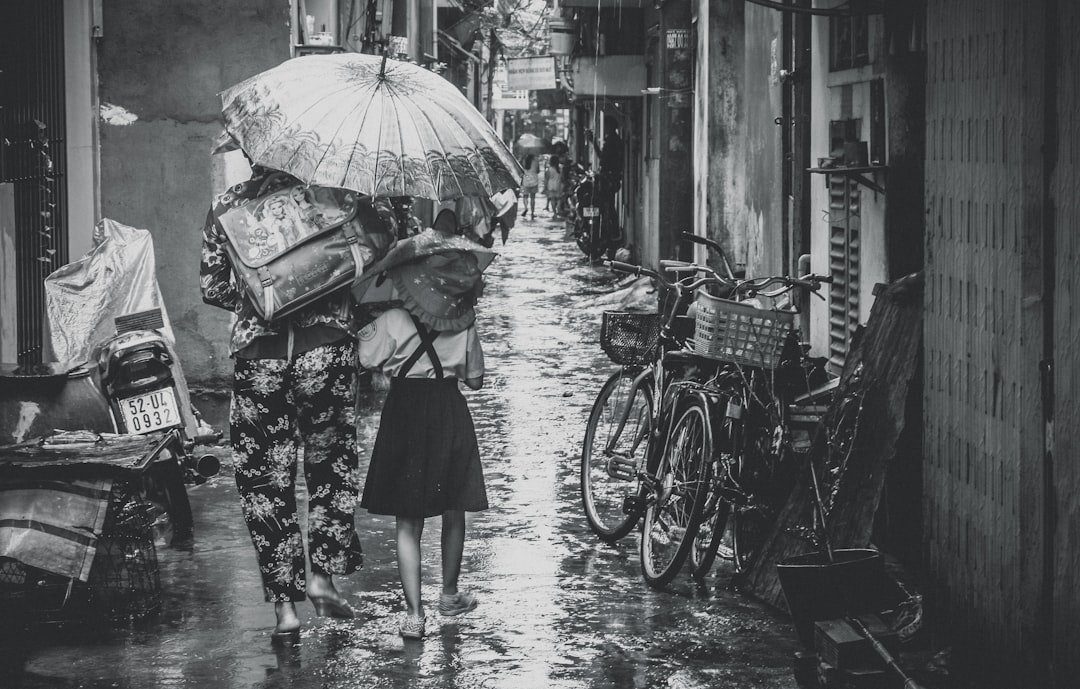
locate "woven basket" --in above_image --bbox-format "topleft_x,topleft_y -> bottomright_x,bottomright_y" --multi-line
693,292 -> 794,369
600,312 -> 661,366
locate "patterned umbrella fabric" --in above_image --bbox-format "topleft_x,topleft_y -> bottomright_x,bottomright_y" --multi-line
220,53 -> 522,202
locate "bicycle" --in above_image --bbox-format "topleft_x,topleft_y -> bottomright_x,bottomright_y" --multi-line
682,273 -> 834,582
580,243 -> 735,587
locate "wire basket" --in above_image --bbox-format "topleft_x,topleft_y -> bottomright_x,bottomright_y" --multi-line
600,311 -> 661,366
88,491 -> 162,621
693,291 -> 795,369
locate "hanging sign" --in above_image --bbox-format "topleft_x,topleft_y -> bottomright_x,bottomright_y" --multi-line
492,88 -> 529,110
506,56 -> 557,91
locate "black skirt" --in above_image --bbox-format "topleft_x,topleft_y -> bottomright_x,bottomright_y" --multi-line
361,377 -> 488,518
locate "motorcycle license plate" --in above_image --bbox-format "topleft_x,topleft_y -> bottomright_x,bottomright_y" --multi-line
119,388 -> 180,434
582,206 -> 601,218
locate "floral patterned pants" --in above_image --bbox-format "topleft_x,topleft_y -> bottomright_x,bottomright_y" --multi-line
231,340 -> 364,602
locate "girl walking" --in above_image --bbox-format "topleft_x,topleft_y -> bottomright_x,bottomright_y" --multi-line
354,212 -> 492,640
519,153 -> 540,219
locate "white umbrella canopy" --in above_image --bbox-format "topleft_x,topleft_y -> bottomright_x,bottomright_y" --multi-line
220,53 -> 522,202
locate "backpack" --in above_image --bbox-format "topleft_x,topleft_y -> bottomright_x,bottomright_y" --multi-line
216,183 -> 386,321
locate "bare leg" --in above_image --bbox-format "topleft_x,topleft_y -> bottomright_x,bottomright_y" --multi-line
396,516 -> 425,617
440,510 -> 466,595
274,601 -> 300,634
307,572 -> 344,601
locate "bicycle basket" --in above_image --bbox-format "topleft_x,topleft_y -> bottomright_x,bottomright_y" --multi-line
692,291 -> 795,369
600,311 -> 661,366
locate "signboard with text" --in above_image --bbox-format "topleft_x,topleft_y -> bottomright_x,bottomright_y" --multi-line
506,56 -> 557,91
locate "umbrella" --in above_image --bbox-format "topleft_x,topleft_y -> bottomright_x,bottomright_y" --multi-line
516,133 -> 544,151
220,53 -> 522,202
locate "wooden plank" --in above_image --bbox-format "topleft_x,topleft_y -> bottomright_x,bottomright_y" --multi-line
1052,1 -> 1080,683
742,271 -> 924,609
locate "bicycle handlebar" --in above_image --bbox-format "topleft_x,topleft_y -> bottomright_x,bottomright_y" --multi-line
737,273 -> 833,297
606,260 -> 729,294
680,232 -> 737,280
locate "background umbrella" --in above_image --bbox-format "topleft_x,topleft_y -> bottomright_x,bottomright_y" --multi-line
515,133 -> 545,152
220,53 -> 522,202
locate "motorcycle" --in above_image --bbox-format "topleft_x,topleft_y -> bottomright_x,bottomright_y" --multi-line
97,308 -> 221,545
0,219 -> 220,624
569,164 -> 618,262
0,306 -> 220,549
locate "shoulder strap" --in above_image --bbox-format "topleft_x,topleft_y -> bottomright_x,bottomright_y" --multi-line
397,315 -> 443,379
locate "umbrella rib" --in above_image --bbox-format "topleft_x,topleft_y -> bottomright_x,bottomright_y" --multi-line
403,92 -> 482,200
398,89 -> 454,200
243,56 -> 377,175
254,80 -> 364,172
305,85 -> 375,190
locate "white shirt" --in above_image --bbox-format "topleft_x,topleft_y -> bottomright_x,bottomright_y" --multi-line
358,307 -> 484,381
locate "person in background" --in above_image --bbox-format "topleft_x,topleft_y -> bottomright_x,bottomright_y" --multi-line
544,154 -> 563,218
491,188 -> 518,245
200,167 -> 366,644
356,210 -> 490,641
585,117 -> 624,243
519,153 -> 540,219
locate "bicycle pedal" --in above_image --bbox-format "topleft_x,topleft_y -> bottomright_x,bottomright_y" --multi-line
606,456 -> 636,481
623,495 -> 645,515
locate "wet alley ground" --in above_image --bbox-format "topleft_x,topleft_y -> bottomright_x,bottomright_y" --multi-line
3,209 -> 801,689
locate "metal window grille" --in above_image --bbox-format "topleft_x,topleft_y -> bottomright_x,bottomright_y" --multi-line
827,176 -> 860,374
0,0 -> 69,365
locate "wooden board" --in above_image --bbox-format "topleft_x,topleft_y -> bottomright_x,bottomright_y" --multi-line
742,272 -> 924,610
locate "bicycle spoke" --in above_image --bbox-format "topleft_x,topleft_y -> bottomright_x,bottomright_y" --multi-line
581,369 -> 653,543
640,401 -> 712,588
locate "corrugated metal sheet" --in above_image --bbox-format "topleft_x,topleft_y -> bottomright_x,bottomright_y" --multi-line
924,0 -> 1047,680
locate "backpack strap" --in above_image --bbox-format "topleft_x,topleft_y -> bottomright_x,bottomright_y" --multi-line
341,221 -> 367,276
397,315 -> 443,379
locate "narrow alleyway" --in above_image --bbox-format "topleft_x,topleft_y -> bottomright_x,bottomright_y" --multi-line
7,208 -> 800,689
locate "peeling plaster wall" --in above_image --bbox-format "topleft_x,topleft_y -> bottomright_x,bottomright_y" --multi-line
702,2 -> 783,278
97,1 -> 290,388
741,6 -> 784,278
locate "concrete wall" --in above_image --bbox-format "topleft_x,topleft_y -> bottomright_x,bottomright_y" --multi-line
701,0 -> 744,271
698,1 -> 782,277
96,0 -> 290,389
741,4 -> 783,278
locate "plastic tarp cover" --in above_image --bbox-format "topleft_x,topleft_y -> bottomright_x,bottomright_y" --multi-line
0,476 -> 113,581
43,218 -> 198,438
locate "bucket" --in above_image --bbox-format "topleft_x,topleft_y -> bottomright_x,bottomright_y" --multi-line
548,17 -> 576,55
776,548 -> 903,648
0,363 -> 113,445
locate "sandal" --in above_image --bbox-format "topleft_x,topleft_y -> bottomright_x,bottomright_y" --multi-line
311,595 -> 355,619
438,591 -> 478,617
399,614 -> 426,640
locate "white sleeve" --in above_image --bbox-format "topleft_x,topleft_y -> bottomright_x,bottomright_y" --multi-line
465,325 -> 485,380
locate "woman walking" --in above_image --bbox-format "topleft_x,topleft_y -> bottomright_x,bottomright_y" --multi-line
545,155 -> 563,218
354,211 -> 491,640
200,168 -> 367,643
519,153 -> 540,219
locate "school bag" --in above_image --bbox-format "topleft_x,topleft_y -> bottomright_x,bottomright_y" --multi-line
216,182 -> 386,321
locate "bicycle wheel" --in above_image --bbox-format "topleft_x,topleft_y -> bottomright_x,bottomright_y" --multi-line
640,399 -> 712,588
581,369 -> 654,543
690,386 -> 742,580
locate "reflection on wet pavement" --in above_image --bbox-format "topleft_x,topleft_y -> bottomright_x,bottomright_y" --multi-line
6,210 -> 798,689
